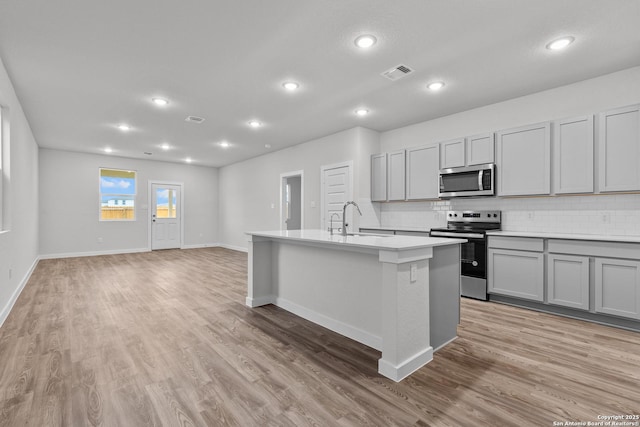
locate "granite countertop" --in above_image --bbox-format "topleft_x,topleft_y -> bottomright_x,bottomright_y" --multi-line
486,230 -> 640,244
358,225 -> 431,233
246,229 -> 465,250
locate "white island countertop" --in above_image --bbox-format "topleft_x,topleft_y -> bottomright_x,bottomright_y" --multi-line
247,229 -> 466,250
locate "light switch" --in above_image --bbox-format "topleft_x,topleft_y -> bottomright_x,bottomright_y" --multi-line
410,263 -> 417,282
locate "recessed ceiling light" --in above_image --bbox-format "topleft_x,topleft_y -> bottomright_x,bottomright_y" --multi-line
264,144 -> 272,149
283,82 -> 299,91
117,124 -> 131,131
248,120 -> 262,128
161,143 -> 170,150
185,157 -> 192,163
219,141 -> 230,148
354,35 -> 377,49
427,81 -> 445,91
546,36 -> 575,50
151,97 -> 169,106
104,147 -> 113,153
355,108 -> 369,116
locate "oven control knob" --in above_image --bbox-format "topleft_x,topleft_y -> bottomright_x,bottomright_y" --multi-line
487,214 -> 491,218
454,213 -> 458,217
472,261 -> 478,267
493,214 -> 497,218
448,213 -> 452,217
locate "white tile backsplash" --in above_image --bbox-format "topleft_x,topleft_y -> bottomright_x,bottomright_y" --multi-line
361,194 -> 640,236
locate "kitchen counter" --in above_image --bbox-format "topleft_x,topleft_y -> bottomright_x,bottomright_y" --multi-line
486,230 -> 640,243
358,225 -> 432,233
245,229 -> 464,382
248,229 -> 459,250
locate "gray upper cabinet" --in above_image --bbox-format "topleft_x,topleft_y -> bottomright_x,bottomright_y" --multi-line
466,133 -> 495,166
553,115 -> 594,194
406,144 -> 440,200
598,104 -> 640,193
387,150 -> 406,201
440,138 -> 465,169
496,122 -> 551,196
371,153 -> 387,202
440,134 -> 494,169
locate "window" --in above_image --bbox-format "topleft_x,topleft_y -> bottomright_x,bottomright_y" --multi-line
99,168 -> 136,220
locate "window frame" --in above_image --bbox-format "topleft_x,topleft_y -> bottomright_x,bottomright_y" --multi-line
99,167 -> 137,221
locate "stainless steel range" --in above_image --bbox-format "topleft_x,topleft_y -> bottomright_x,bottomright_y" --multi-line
429,210 -> 501,300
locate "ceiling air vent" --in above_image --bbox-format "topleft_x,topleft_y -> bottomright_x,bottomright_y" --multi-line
185,115 -> 205,124
381,64 -> 414,81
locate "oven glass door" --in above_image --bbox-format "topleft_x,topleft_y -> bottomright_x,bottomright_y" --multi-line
440,170 -> 481,193
460,237 -> 486,279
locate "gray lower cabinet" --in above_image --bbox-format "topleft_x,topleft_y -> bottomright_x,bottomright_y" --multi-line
547,254 -> 590,310
488,248 -> 544,302
595,258 -> 640,319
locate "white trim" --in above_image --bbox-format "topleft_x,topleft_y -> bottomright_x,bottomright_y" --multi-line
245,295 -> 276,307
274,296 -> 382,350
279,170 -> 304,231
39,247 -> 149,260
0,256 -> 39,327
320,160 -> 354,231
148,180 -> 185,250
378,346 -> 433,382
181,243 -> 220,249
218,243 -> 248,253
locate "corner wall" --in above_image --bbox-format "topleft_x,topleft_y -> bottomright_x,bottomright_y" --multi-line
0,57 -> 40,325
218,127 -> 380,250
39,149 -> 219,257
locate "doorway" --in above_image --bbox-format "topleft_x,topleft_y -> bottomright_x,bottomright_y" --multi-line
320,161 -> 353,232
280,171 -> 303,231
149,182 -> 183,250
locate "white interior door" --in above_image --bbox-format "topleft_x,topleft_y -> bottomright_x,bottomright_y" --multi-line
151,183 -> 181,250
321,162 -> 352,232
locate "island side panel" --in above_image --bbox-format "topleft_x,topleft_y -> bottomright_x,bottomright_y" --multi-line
246,235 -> 275,307
271,241 -> 383,350
429,244 -> 461,351
378,248 -> 434,382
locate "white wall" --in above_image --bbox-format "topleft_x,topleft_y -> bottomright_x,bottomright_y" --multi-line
0,58 -> 40,325
218,127 -> 380,250
371,66 -> 640,235
39,149 -> 219,257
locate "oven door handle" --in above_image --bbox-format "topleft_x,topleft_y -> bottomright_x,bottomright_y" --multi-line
430,231 -> 484,239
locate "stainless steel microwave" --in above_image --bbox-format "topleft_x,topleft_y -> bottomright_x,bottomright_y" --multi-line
439,163 -> 495,198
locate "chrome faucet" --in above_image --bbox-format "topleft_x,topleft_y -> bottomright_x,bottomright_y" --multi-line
329,212 -> 340,235
341,201 -> 362,236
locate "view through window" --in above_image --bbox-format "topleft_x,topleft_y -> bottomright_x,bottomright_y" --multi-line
99,168 -> 136,220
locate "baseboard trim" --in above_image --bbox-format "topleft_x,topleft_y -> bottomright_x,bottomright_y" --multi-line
378,346 -> 434,382
245,295 -> 276,307
218,243 -> 248,253
39,247 -> 149,260
181,243 -> 220,249
0,256 -> 39,327
274,296 -> 382,350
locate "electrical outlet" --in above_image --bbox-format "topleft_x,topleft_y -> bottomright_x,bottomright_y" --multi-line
527,212 -> 535,220
97,237 -> 103,243
8,269 -> 12,279
410,263 -> 417,283
602,213 -> 611,224
310,201 -> 316,208
271,203 -> 275,209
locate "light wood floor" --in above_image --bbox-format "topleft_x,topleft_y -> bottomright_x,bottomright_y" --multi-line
1,248 -> 639,426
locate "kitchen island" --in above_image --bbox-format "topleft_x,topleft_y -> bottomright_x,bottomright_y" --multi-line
245,229 -> 465,381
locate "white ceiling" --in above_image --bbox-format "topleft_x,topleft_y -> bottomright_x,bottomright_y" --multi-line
0,1 -> 639,167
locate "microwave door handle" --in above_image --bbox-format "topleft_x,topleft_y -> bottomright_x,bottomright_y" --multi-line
478,170 -> 484,190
